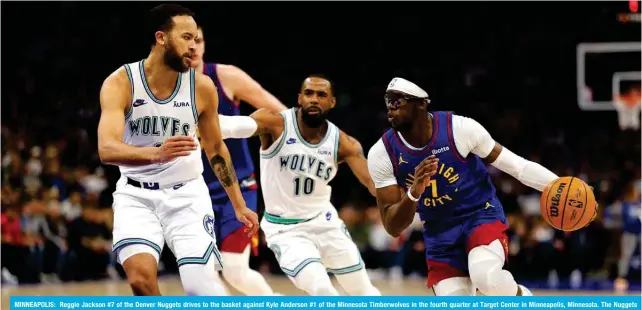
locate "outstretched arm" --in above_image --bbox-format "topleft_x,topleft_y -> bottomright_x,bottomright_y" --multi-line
485,144 -> 558,191
196,73 -> 258,234
456,115 -> 558,191
456,114 -> 598,226
218,64 -> 287,112
97,67 -> 197,166
218,108 -> 284,139
338,131 -> 376,196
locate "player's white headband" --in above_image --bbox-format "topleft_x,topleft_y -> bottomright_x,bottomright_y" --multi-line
386,77 -> 430,100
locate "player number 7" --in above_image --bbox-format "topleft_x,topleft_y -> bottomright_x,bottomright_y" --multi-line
427,179 -> 437,198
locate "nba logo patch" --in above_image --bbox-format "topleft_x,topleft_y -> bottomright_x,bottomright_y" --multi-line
326,211 -> 332,221
202,215 -> 215,239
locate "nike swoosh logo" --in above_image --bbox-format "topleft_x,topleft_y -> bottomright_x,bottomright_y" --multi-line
133,100 -> 147,107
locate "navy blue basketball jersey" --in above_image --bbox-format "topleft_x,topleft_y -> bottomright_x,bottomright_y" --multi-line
201,63 -> 256,199
382,111 -> 501,225
622,199 -> 641,235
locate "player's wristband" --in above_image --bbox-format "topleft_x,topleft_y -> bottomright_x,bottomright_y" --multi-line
407,188 -> 420,202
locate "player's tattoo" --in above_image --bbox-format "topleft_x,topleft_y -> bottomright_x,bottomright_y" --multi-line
210,155 -> 238,187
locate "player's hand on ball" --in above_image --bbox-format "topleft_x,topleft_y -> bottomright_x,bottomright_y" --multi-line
154,136 -> 198,163
235,207 -> 260,236
410,155 -> 439,197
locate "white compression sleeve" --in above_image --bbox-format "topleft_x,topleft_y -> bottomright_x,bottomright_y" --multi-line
219,115 -> 258,139
490,147 -> 559,191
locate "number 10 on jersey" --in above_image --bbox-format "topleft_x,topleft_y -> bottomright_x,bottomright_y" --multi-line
293,176 -> 315,196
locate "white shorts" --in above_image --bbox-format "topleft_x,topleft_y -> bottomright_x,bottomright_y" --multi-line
112,175 -> 222,270
261,207 -> 364,278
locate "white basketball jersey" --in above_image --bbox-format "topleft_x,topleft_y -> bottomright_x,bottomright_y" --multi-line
119,60 -> 202,186
260,108 -> 340,219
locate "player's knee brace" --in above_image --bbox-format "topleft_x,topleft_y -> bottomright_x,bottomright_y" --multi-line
220,253 -> 250,287
291,262 -> 339,296
432,277 -> 475,296
179,257 -> 229,296
468,240 -> 518,296
335,269 -> 381,296
221,248 -> 274,295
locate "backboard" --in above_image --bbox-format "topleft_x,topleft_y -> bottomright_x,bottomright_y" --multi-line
577,42 -> 641,111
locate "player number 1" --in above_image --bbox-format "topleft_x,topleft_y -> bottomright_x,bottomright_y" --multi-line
294,176 -> 315,196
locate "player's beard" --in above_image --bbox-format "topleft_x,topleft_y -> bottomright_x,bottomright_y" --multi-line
391,119 -> 412,132
163,40 -> 190,73
301,108 -> 328,128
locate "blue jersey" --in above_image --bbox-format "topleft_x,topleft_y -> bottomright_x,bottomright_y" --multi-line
201,63 -> 256,199
622,199 -> 641,235
381,111 -> 505,236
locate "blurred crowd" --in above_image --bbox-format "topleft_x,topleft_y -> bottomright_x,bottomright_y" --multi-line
1,2 -> 640,292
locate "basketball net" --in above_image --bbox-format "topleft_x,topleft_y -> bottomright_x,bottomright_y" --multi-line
614,87 -> 642,131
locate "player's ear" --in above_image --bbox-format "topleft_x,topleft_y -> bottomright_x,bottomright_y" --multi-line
155,31 -> 167,46
331,97 -> 336,109
418,99 -> 428,110
297,93 -> 303,106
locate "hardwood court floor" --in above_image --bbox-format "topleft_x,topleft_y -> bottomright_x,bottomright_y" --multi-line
2,276 -> 635,309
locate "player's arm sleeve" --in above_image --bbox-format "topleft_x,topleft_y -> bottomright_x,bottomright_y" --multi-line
218,115 -> 258,139
218,109 -> 281,139
367,140 -> 398,189
458,115 -> 559,191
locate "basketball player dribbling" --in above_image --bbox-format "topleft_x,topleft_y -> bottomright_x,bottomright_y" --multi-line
366,77 -> 598,296
97,4 -> 258,296
190,25 -> 287,296
218,75 -> 381,296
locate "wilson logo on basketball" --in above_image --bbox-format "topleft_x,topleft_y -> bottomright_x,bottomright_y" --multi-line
549,182 -> 567,217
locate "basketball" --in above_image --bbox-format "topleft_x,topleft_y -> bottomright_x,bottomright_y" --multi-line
540,176 -> 597,231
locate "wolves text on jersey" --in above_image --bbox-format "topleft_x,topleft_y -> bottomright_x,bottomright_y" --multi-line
128,116 -> 192,137
279,154 -> 333,181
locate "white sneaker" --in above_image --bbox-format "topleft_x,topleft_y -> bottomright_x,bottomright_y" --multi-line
1,268 -> 18,285
389,266 -> 403,285
518,284 -> 533,296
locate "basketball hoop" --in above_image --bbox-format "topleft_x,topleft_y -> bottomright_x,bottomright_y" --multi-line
614,88 -> 642,131
576,42 -> 641,111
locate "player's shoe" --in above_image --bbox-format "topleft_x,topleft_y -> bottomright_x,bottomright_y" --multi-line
614,278 -> 629,293
518,284 -> 533,296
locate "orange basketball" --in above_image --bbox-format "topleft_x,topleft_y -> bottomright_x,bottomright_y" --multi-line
540,176 -> 597,231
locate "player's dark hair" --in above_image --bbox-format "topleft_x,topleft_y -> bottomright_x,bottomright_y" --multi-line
146,4 -> 195,48
304,73 -> 336,96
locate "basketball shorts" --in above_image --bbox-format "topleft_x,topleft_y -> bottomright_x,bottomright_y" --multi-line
112,175 -> 223,271
424,198 -> 509,287
211,188 -> 259,254
262,207 -> 364,278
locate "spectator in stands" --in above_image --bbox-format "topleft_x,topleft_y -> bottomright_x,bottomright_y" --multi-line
66,201 -> 112,281
615,179 -> 642,292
